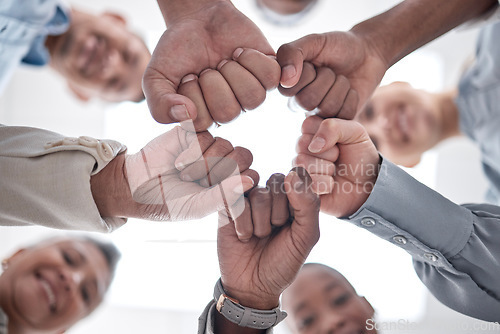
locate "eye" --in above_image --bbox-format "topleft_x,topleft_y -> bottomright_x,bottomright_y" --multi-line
364,103 -> 374,121
62,251 -> 76,266
331,293 -> 350,307
81,286 -> 91,305
299,315 -> 315,329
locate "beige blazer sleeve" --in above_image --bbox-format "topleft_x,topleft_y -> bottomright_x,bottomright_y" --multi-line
0,124 -> 127,232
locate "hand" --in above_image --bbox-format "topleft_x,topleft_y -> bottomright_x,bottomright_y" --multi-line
92,126 -> 258,221
277,31 -> 388,117
217,168 -> 320,311
294,116 -> 380,217
143,1 -> 280,131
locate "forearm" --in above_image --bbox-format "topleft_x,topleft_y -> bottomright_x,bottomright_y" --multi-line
156,0 -> 231,25
352,0 -> 497,68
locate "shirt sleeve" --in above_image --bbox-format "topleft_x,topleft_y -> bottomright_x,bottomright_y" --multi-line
345,158 -> 500,322
198,300 -> 274,334
0,124 -> 127,232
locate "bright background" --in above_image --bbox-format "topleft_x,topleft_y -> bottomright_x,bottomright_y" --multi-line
0,0 -> 497,333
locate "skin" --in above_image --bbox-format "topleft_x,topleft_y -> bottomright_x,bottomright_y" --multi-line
0,239 -> 111,334
257,0 -> 317,15
355,82 -> 460,167
282,264 -> 376,334
45,9 -> 151,103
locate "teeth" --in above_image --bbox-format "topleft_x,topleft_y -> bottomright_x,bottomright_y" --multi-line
40,279 -> 56,311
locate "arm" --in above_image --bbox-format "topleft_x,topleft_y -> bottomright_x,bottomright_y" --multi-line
295,116 -> 500,321
277,0 -> 498,115
0,125 -> 256,232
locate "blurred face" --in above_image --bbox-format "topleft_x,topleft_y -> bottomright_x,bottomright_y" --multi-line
355,82 -> 441,167
49,10 -> 150,102
258,0 -> 317,15
282,265 -> 375,334
0,239 -> 111,333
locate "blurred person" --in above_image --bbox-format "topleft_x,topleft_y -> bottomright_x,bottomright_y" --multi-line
198,168 -> 322,334
0,236 -> 120,334
0,0 -> 150,103
355,21 -> 500,204
0,123 -> 256,233
282,263 -> 376,334
255,0 -> 319,26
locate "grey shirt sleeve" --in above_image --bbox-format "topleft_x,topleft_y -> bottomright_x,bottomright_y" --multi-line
345,158 -> 500,322
0,124 -> 127,232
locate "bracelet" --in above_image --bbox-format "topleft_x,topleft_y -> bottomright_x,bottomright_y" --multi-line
213,278 -> 287,330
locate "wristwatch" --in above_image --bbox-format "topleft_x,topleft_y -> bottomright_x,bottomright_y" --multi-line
213,278 -> 287,330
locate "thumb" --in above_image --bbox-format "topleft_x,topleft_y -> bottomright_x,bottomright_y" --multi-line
307,118 -> 370,154
142,68 -> 198,124
284,167 -> 320,245
277,34 -> 327,88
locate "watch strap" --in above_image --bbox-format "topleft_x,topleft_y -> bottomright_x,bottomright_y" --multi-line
213,278 -> 287,330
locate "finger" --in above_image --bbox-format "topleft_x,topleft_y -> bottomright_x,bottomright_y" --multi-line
301,115 -> 323,135
233,48 -> 281,90
174,130 -> 216,171
178,74 -> 215,131
307,118 -> 370,154
278,62 -> 316,97
265,173 -> 289,227
199,69 -> 241,124
310,174 -> 334,195
241,169 -> 260,190
143,67 -> 198,124
292,154 -> 336,175
296,134 -> 340,161
277,34 -> 327,88
248,187 -> 273,238
295,67 -> 336,111
218,59 -> 266,110
232,198 -> 253,241
198,147 -> 253,187
179,137 -> 234,182
316,74 -> 350,118
204,174 -> 255,218
336,89 -> 359,120
284,167 -> 320,245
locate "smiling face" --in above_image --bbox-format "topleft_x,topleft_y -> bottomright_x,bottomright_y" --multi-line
282,264 -> 376,334
0,239 -> 111,333
48,10 -> 150,103
355,82 -> 442,167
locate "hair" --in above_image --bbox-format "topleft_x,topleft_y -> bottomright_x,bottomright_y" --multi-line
83,236 -> 121,280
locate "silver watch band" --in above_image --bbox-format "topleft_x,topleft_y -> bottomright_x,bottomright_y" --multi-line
213,278 -> 287,330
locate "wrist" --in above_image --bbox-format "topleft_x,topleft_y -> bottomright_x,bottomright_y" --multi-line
90,154 -> 140,218
157,0 -> 231,26
221,281 -> 280,310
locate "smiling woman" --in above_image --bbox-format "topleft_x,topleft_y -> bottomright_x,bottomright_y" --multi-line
0,237 -> 119,334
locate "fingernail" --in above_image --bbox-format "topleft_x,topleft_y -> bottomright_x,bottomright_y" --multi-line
200,68 -> 212,76
308,137 -> 326,153
171,105 -> 190,121
281,65 -> 296,87
181,74 -> 197,84
289,170 -> 304,189
238,176 -> 255,192
233,48 -> 244,59
217,59 -> 229,70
